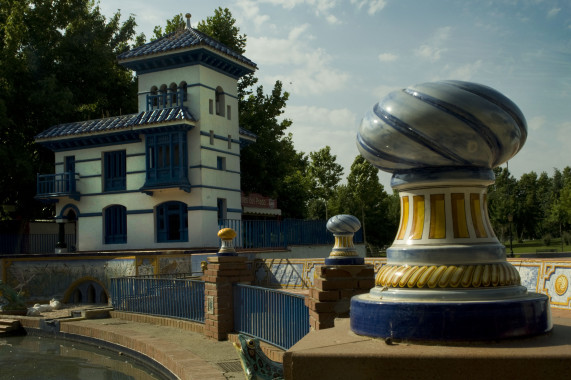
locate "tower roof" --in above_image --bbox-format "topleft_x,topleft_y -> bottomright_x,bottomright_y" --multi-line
117,26 -> 256,78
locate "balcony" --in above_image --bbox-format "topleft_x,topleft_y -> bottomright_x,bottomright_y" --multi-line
36,172 -> 80,201
146,88 -> 186,111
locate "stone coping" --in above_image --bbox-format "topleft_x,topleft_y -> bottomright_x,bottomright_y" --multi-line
284,310 -> 571,380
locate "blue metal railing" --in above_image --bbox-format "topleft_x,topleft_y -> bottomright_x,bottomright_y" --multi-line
36,172 -> 78,198
219,218 -> 364,249
0,234 -> 75,254
233,284 -> 310,350
146,88 -> 186,111
110,275 -> 205,323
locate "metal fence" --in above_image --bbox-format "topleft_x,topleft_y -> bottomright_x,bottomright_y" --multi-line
0,234 -> 75,254
110,274 -> 205,323
233,284 -> 310,350
220,218 -> 363,249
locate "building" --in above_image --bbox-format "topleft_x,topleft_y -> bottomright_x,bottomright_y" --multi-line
34,16 -> 257,252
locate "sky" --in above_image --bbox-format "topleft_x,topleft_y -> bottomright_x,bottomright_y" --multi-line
100,0 -> 570,190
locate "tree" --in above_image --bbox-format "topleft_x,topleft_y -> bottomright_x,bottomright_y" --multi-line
306,146 -> 344,219
488,167 -> 517,241
329,156 -> 398,250
0,0 -> 142,224
152,13 -> 185,40
196,8 -> 246,54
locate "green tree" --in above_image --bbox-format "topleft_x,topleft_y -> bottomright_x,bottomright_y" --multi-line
0,0 -> 142,224
152,13 -> 185,40
488,167 -> 517,242
306,146 -> 344,219
196,8 -> 246,54
329,156 -> 398,250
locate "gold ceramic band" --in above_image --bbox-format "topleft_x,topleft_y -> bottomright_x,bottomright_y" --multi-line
375,262 -> 521,289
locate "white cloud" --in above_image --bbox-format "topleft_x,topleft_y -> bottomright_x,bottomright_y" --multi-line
247,25 -> 350,95
259,0 -> 339,24
378,52 -> 398,62
445,59 -> 483,80
528,116 -> 546,131
284,105 -> 360,174
351,0 -> 388,15
547,7 -> 561,18
236,0 -> 272,31
414,26 -> 451,62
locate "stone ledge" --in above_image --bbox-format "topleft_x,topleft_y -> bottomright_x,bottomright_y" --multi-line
284,316 -> 571,380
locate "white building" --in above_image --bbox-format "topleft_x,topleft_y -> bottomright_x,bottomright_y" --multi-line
35,20 -> 256,252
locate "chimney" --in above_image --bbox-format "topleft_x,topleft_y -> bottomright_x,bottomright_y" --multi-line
186,13 -> 191,29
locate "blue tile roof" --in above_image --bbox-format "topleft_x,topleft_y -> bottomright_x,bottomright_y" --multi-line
35,106 -> 195,140
117,27 -> 256,68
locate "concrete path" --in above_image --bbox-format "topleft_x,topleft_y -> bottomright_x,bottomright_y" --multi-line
56,314 -> 244,380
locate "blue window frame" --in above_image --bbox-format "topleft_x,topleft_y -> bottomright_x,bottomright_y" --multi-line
104,150 -> 126,191
217,156 -> 226,170
217,198 -> 227,220
156,201 -> 188,242
104,205 -> 127,244
145,131 -> 188,189
65,156 -> 75,173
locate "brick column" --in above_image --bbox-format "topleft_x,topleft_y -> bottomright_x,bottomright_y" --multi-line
306,264 -> 374,330
203,228 -> 253,341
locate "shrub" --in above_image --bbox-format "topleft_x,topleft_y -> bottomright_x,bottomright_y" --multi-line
563,231 -> 571,246
542,233 -> 552,246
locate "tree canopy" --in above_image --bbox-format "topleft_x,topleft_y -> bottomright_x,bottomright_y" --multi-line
0,0 -> 143,222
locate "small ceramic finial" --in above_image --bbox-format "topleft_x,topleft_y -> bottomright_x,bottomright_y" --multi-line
217,228 -> 237,256
325,214 -> 364,265
186,13 -> 192,29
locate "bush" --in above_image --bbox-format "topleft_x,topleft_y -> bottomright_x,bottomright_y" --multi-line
563,231 -> 571,246
542,233 -> 552,246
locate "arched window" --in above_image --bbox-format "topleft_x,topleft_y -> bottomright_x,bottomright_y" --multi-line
159,84 -> 168,107
104,205 -> 127,244
169,82 -> 178,106
215,86 -> 225,117
179,81 -> 188,101
156,201 -> 188,242
150,86 -> 158,108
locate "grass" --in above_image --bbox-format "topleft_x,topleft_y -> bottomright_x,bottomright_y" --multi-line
501,237 -> 570,254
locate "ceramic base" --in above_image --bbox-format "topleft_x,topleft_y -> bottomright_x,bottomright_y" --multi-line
350,292 -> 552,341
324,257 -> 365,265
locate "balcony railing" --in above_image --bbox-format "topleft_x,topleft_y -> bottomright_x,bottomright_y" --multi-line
36,172 -> 79,200
146,88 -> 187,111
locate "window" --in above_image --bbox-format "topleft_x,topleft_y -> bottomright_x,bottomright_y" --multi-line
210,130 -> 214,145
104,150 -> 126,191
217,198 -> 227,221
156,201 -> 188,242
65,156 -> 75,173
179,81 -> 188,101
215,87 -> 225,117
149,86 -> 159,109
227,105 -> 231,120
209,99 -> 214,114
159,84 -> 167,107
217,156 -> 226,170
145,131 -> 188,188
169,82 -> 178,106
104,205 -> 127,244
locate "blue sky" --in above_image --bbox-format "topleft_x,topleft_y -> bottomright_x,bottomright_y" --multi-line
100,0 -> 570,190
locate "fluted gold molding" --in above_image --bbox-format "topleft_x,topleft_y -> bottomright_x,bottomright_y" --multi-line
375,263 -> 521,289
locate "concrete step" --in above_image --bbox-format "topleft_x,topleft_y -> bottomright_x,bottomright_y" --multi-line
0,319 -> 20,329
0,319 -> 21,335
